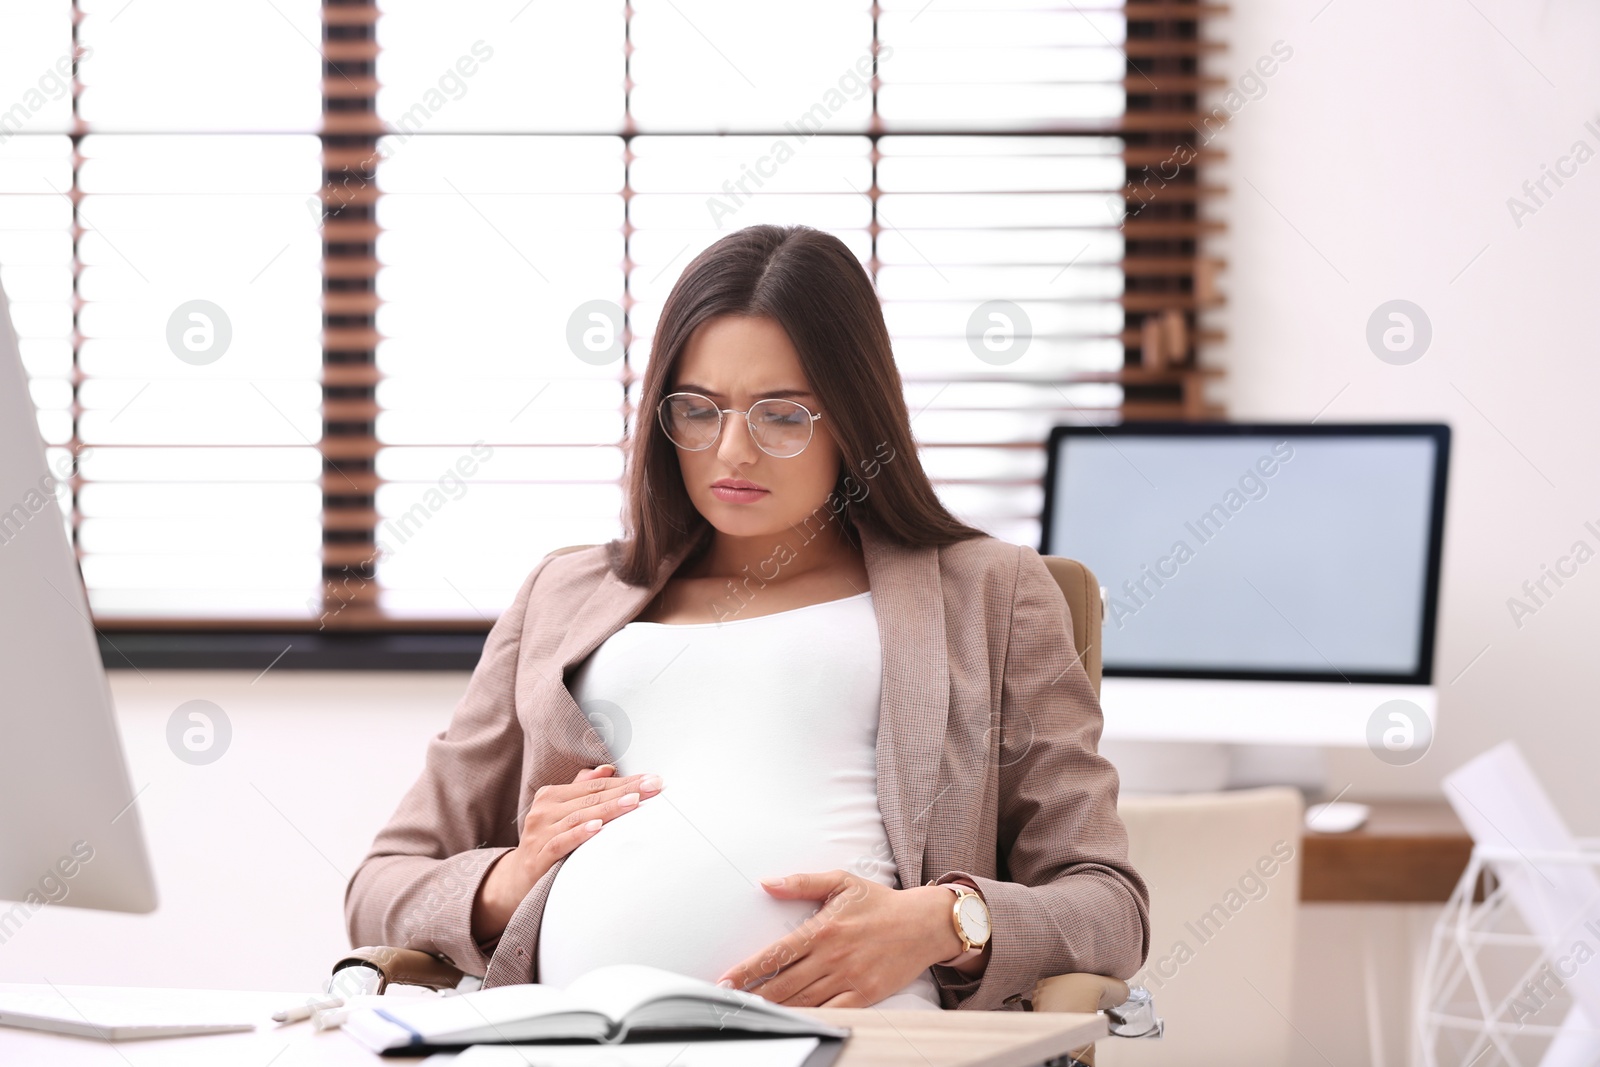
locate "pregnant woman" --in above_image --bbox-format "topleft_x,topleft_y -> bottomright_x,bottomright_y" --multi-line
345,224 -> 1150,1011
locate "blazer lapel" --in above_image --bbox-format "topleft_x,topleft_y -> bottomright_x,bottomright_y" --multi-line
542,537 -> 700,767
857,523 -> 950,890
539,523 -> 951,889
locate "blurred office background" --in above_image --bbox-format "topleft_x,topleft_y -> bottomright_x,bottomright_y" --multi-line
3,0 -> 1600,1063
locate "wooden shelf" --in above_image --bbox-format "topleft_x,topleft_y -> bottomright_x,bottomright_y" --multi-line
1301,800 -> 1472,903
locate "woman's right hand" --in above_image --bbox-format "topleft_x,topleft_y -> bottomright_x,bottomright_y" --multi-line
471,764 -> 663,943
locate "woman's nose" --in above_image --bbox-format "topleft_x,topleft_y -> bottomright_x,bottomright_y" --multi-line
715,409 -> 761,462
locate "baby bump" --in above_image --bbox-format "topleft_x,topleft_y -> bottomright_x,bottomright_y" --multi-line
536,794 -> 886,989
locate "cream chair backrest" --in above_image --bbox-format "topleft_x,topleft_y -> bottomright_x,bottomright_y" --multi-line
1100,787 -> 1304,1067
1040,555 -> 1103,700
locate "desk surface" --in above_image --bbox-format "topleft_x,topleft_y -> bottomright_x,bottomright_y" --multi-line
0,986 -> 1106,1067
802,1007 -> 1105,1067
1301,799 -> 1472,903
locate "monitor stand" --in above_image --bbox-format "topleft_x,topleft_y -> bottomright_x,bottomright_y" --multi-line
1102,738 -> 1329,794
1098,677 -> 1437,794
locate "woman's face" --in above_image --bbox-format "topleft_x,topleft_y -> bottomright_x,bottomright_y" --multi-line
667,314 -> 843,542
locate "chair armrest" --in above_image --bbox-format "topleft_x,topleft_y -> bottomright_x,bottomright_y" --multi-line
333,946 -> 469,993
1031,972 -> 1130,1014
1028,973 -> 1133,1067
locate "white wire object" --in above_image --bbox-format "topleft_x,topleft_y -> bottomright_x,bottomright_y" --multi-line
1418,840 -> 1600,1067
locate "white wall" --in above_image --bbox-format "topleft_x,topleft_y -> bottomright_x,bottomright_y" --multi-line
1204,0 -> 1600,823
0,671 -> 470,992
1201,2 -> 1600,1063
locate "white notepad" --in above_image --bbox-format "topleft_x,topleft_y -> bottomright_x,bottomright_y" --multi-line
0,986 -> 257,1041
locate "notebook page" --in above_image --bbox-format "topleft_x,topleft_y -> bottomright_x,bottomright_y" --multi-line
452,1036 -> 823,1067
562,965 -> 846,1039
562,964 -> 759,1023
344,983 -> 603,1049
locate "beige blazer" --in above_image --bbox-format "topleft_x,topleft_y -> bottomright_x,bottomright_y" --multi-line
345,522 -> 1151,1011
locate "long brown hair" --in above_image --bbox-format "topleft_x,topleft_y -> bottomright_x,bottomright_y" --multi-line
610,224 -> 986,586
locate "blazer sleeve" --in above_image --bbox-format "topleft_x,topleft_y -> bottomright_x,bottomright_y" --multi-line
931,544 -> 1151,1010
343,553 -> 554,976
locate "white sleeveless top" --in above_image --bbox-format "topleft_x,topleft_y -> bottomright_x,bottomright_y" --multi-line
537,590 -> 941,1010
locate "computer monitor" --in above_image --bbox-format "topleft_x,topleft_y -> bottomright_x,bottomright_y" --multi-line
1041,422 -> 1450,747
0,278 -> 157,914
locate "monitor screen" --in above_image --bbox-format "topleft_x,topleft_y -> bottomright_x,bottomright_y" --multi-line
1040,424 -> 1449,684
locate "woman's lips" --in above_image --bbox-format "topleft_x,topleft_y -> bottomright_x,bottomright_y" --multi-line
710,485 -> 769,504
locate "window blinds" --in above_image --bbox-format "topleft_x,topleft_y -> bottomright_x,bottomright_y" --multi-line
2,0 -> 1222,628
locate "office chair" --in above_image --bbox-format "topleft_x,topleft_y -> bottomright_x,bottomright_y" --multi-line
334,546 -> 1158,1061
1101,788 -> 1300,1066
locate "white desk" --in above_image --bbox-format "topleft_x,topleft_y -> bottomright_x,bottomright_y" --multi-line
0,985 -> 1107,1066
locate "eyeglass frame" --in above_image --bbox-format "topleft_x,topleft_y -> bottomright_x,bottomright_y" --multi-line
656,390 -> 825,459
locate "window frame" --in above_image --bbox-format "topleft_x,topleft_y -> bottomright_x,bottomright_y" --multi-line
19,0 -> 1228,668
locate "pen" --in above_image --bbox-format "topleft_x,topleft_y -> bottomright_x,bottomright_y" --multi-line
271,994 -> 343,1023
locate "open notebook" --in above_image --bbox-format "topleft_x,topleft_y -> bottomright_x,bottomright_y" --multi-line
342,964 -> 851,1053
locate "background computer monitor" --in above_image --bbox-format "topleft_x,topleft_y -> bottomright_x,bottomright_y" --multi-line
1041,422 -> 1450,748
0,279 -> 157,914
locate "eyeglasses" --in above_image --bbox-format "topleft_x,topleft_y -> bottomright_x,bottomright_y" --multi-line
657,391 -> 824,459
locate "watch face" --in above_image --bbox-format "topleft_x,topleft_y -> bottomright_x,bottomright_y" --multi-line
958,894 -> 990,942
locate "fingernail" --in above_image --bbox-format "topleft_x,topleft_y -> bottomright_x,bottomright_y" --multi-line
596,763 -> 615,773
716,980 -> 734,989
584,819 -> 602,832
619,792 -> 640,808
760,877 -> 785,888
641,775 -> 663,792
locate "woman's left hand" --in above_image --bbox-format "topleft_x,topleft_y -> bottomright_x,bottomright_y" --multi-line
714,870 -> 965,1008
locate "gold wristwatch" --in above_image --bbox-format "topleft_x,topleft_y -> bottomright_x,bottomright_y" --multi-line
929,879 -> 990,966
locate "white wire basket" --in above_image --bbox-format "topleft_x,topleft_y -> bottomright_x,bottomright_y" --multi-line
1418,840 -> 1600,1067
